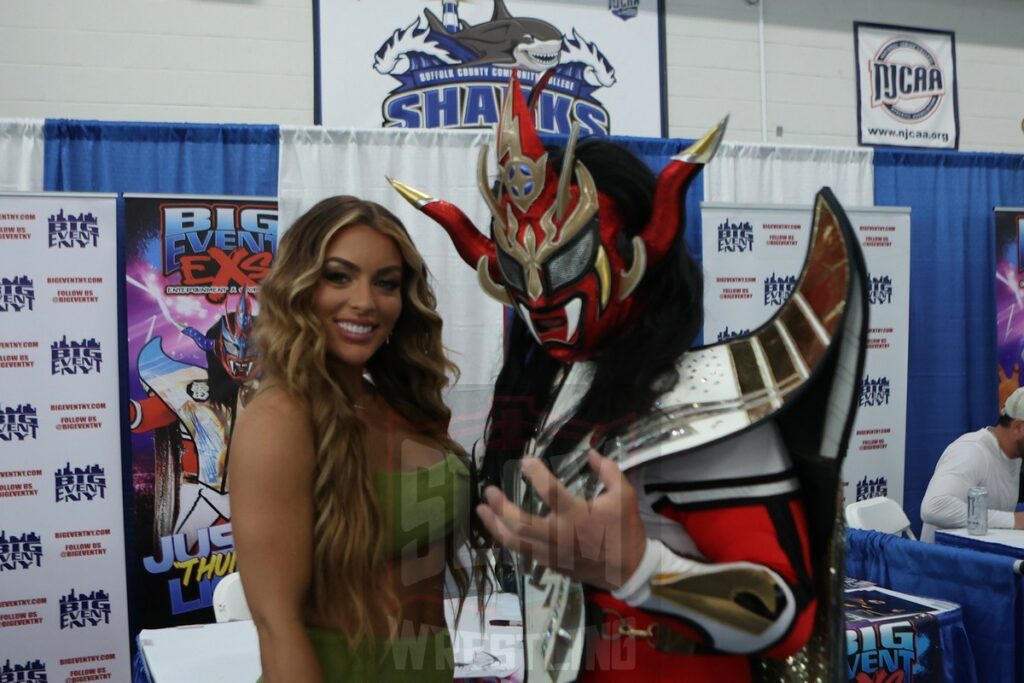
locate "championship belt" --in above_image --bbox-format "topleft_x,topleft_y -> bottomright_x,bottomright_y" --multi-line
515,188 -> 869,682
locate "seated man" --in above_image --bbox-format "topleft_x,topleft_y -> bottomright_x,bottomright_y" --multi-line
920,386 -> 1024,541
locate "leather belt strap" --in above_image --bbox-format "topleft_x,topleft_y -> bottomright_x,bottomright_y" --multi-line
599,608 -> 714,657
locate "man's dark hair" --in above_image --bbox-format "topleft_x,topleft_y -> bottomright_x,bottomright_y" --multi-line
204,315 -> 246,411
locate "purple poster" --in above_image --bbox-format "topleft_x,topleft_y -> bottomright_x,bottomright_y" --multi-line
123,195 -> 277,629
995,209 -> 1024,408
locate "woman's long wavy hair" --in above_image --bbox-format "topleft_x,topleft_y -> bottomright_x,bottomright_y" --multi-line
256,196 -> 486,644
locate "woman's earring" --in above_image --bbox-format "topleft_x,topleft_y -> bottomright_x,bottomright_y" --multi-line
386,334 -> 391,345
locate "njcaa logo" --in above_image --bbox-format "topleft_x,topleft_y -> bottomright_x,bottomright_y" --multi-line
763,273 -> 796,307
717,219 -> 753,253
869,37 -> 945,123
0,531 -> 43,572
716,326 -> 751,342
855,476 -> 889,502
0,659 -> 47,682
59,588 -> 111,630
860,375 -> 891,407
609,0 -> 639,21
374,0 -> 616,134
0,403 -> 38,442
0,276 -> 34,312
50,336 -> 102,375
48,209 -> 99,248
55,463 -> 107,503
869,274 -> 893,305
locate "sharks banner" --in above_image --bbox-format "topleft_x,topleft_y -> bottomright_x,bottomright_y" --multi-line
315,0 -> 664,136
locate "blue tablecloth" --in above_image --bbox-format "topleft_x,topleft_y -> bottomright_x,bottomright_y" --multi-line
935,529 -> 1024,560
847,528 -> 1023,683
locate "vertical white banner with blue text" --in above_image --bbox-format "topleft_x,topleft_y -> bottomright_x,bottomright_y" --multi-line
0,193 -> 129,683
316,0 -> 662,136
700,201 -> 911,506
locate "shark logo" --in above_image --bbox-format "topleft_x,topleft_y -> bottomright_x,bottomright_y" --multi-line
423,1 -> 563,70
373,0 -> 617,134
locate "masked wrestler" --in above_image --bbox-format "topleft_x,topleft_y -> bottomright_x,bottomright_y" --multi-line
129,289 -> 258,546
390,71 -> 868,682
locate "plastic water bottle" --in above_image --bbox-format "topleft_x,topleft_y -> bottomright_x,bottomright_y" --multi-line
967,486 -> 988,535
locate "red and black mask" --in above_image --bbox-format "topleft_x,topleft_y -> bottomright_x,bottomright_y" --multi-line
216,287 -> 257,381
389,70 -> 725,362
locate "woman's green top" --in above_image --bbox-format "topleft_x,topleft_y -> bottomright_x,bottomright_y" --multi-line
374,451 -> 470,556
257,452 -> 469,682
302,625 -> 455,682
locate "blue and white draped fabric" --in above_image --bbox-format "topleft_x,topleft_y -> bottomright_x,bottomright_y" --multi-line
2,116 -> 1024,531
42,119 -> 278,195
0,118 -> 44,191
705,141 -> 874,208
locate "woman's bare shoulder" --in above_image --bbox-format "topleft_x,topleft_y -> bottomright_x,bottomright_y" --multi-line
246,384 -> 311,421
233,385 -> 314,465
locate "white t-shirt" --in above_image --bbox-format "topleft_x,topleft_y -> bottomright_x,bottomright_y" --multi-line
920,427 -> 1021,542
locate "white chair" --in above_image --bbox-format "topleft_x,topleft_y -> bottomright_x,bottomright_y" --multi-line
213,572 -> 252,622
845,496 -> 917,540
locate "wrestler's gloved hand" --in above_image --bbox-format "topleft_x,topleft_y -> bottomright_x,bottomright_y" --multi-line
476,449 -> 648,591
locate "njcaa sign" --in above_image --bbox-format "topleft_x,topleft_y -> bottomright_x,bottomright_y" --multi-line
316,0 -> 663,136
854,22 -> 959,149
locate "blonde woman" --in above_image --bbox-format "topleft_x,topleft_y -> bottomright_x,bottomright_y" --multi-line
230,196 -> 484,682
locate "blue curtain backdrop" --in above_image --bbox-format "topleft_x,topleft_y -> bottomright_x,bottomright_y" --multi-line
36,118 -> 1024,683
42,118 -> 1024,552
41,120 -> 696,268
874,149 -> 1024,535
43,120 -> 279,196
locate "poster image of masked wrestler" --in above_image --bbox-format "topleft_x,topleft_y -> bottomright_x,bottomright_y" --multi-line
123,195 -> 276,629
126,284 -> 261,628
390,70 -> 869,681
128,289 -> 258,549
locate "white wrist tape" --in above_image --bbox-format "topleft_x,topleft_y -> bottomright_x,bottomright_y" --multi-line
611,539 -> 702,605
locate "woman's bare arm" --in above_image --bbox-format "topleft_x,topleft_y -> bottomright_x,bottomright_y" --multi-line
229,388 -> 323,683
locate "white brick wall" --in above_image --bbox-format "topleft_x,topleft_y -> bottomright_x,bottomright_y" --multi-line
0,0 -> 1021,152
664,0 -> 1024,152
0,0 -> 312,124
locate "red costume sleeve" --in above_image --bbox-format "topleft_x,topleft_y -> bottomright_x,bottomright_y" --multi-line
129,395 -> 178,432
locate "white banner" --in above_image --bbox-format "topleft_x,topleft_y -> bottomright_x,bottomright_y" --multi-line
855,22 -> 959,149
316,0 -> 663,136
0,193 -> 129,682
700,201 -> 911,507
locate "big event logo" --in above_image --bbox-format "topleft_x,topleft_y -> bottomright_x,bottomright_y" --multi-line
372,0 -> 619,134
